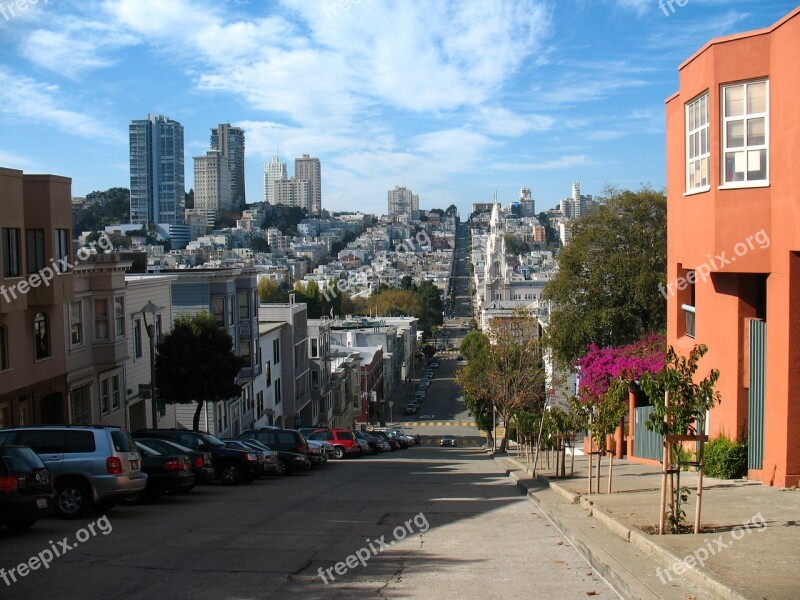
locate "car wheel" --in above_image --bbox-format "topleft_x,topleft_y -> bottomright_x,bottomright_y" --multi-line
6,520 -> 36,532
333,446 -> 345,459
55,480 -> 91,519
275,459 -> 290,476
220,462 -> 243,485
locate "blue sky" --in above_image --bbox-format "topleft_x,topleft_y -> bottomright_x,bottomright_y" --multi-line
0,0 -> 796,216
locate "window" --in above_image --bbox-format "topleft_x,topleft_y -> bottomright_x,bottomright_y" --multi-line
311,370 -> 319,389
0,325 -> 7,370
95,299 -> 109,340
240,339 -> 252,363
722,80 -> 768,185
273,339 -> 280,364
114,297 -> 125,339
70,384 -> 91,424
265,360 -> 271,386
238,291 -> 249,321
111,374 -> 121,410
275,378 -> 282,404
134,319 -> 143,359
228,295 -> 235,325
26,229 -> 45,273
686,93 -> 710,192
212,297 -> 225,326
680,269 -> 696,339
2,228 -> 20,277
100,378 -> 110,414
55,229 -> 70,272
155,314 -> 163,344
69,301 -> 83,346
310,338 -> 318,358
33,312 -> 50,359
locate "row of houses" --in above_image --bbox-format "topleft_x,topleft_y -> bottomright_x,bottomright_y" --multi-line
0,167 -> 417,436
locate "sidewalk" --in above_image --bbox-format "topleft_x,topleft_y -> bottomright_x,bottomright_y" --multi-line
495,451 -> 800,600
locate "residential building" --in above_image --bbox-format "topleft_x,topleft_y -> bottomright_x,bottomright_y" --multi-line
274,177 -> 311,212
259,297 -> 310,428
264,155 -> 287,204
193,150 -> 232,228
519,187 -> 535,217
129,114 -> 185,225
388,186 -> 419,218
210,123 -> 246,209
307,319 -> 332,426
253,322 -> 285,428
332,343 -> 383,425
295,154 -> 321,215
0,169 -> 74,427
660,7 -> 800,487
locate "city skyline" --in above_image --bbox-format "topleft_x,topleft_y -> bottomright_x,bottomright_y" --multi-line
0,0 -> 796,216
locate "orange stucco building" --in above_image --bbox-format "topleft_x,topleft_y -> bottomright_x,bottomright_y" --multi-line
665,7 -> 800,487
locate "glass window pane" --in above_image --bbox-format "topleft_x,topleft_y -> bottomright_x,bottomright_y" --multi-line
726,120 -> 745,148
747,149 -> 767,180
700,96 -> 707,125
700,157 -> 708,187
748,81 -> 767,113
747,117 -> 765,146
700,129 -> 707,155
726,151 -> 746,182
725,85 -> 744,117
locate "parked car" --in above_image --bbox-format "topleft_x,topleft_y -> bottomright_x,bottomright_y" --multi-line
354,431 -> 389,453
221,439 -> 277,475
0,445 -> 55,531
307,429 -> 360,459
387,428 -> 419,446
440,435 -> 458,447
133,429 -> 261,485
0,425 -> 147,519
414,390 -> 425,404
133,438 -> 215,484
405,402 -> 418,415
125,442 -> 195,503
239,428 -> 309,456
425,369 -> 434,379
238,438 -> 310,475
368,430 -> 400,451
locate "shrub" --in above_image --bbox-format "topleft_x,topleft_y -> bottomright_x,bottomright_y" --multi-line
703,435 -> 747,479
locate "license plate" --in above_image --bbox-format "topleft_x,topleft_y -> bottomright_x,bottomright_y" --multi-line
36,497 -> 48,509
130,460 -> 139,470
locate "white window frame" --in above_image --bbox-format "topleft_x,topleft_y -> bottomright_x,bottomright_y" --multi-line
70,300 -> 83,347
720,79 -> 769,189
114,297 -> 125,340
685,92 -> 710,194
133,318 -> 143,359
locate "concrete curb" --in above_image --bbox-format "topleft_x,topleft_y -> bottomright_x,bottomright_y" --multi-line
496,455 -> 752,600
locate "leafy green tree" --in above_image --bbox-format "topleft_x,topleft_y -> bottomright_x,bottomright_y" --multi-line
156,312 -> 246,431
542,186 -> 667,367
250,237 -> 270,252
416,280 -> 443,334
258,279 -> 286,303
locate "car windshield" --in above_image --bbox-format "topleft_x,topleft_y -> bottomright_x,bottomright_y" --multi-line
200,433 -> 226,448
0,446 -> 46,473
241,438 -> 273,450
135,442 -> 162,456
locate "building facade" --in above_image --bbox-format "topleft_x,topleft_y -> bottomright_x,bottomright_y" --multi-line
295,154 -> 321,216
193,150 -> 232,228
663,7 -> 800,486
210,123 -> 246,209
274,177 -> 311,212
264,155 -> 287,204
129,114 -> 185,225
388,186 -> 419,218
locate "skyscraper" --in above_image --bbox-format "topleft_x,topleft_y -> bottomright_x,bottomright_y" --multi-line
193,150 -> 232,228
519,187 -> 535,217
210,123 -> 246,209
294,154 -> 321,215
264,155 -> 287,204
388,185 -> 418,218
273,177 -> 311,212
129,114 -> 185,225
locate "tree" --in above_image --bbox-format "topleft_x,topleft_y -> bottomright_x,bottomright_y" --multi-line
503,233 -> 530,256
542,186 -> 667,367
454,331 -> 495,447
416,280 -> 444,334
445,204 -> 459,218
156,312 -> 246,431
639,344 -> 721,534
367,289 -> 421,317
185,188 -> 194,209
250,237 -> 270,253
258,279 -> 285,303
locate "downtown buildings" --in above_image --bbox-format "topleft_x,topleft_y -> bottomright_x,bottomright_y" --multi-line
264,154 -> 322,215
129,115 -> 185,225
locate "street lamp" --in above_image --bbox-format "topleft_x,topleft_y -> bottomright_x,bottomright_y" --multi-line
140,300 -> 162,429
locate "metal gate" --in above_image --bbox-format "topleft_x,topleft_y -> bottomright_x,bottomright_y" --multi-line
634,405 -> 663,461
748,319 -> 766,470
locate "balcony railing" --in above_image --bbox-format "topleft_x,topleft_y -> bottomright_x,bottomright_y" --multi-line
682,304 -> 696,339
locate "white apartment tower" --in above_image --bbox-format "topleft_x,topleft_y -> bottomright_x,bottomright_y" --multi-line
264,155 -> 288,204
193,150 -> 232,228
273,177 -> 311,212
388,185 -> 418,217
295,154 -> 322,215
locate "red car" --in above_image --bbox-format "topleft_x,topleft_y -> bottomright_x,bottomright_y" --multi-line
308,429 -> 360,459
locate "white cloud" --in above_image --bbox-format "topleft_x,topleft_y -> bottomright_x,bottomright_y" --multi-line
0,67 -> 124,143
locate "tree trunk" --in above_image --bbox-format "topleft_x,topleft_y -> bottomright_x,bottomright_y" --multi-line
497,423 -> 510,453
570,435 -> 576,476
192,400 -> 204,432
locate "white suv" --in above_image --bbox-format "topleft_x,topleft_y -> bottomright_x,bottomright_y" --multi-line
0,426 -> 147,518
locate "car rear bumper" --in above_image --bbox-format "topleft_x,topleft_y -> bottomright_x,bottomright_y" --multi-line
148,472 -> 195,493
194,467 -> 216,484
0,493 -> 56,523
92,473 -> 148,501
